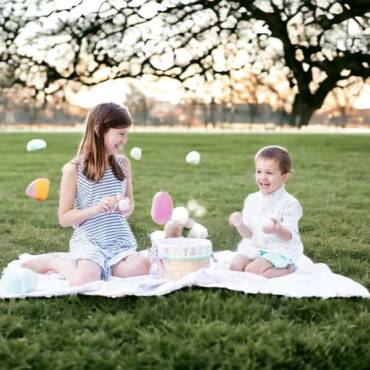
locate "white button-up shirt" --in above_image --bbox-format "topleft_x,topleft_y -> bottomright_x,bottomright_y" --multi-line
238,185 -> 303,262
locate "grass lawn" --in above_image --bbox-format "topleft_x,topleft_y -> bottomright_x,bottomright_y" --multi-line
0,132 -> 369,369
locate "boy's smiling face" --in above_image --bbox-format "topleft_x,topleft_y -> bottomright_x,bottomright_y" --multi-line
255,157 -> 290,195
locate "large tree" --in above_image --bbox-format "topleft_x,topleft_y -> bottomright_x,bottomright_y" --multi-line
1,0 -> 369,126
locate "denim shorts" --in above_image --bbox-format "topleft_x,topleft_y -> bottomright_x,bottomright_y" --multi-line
70,237 -> 136,280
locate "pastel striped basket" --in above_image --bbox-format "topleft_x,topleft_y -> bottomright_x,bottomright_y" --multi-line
154,238 -> 212,280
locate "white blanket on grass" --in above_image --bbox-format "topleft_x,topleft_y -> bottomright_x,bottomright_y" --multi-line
1,250 -> 369,299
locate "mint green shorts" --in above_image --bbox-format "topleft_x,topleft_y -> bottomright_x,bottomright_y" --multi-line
259,250 -> 293,269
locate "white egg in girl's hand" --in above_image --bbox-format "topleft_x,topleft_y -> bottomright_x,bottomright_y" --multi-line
185,151 -> 200,165
130,147 -> 142,160
118,198 -> 131,212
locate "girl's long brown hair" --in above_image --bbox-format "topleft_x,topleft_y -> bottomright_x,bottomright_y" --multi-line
78,103 -> 132,182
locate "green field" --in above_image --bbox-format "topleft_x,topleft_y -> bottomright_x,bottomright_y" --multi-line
0,132 -> 369,369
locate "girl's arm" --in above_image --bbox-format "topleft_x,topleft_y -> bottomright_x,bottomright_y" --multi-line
121,155 -> 135,217
58,162 -> 117,227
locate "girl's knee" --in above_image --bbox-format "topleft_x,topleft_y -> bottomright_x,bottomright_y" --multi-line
113,254 -> 150,277
133,255 -> 150,275
70,269 -> 100,286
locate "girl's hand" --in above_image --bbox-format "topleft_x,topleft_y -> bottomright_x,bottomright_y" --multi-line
262,218 -> 281,234
116,196 -> 134,217
120,202 -> 134,218
94,195 -> 119,214
229,212 -> 243,228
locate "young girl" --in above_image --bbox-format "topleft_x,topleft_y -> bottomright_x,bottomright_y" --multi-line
229,145 -> 303,278
23,103 -> 150,285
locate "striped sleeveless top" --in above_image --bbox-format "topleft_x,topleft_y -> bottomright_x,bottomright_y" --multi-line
70,156 -> 137,252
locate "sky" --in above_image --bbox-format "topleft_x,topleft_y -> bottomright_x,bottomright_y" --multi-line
353,84 -> 370,109
67,76 -> 370,111
68,78 -> 186,108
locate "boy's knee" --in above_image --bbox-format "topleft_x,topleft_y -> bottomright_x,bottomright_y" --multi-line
229,255 -> 248,271
245,264 -> 264,275
229,260 -> 243,271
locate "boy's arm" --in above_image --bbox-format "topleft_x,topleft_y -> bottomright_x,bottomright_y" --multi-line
229,212 -> 253,239
262,200 -> 302,241
262,219 -> 292,241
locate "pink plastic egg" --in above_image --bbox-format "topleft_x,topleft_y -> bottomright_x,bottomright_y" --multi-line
151,191 -> 173,225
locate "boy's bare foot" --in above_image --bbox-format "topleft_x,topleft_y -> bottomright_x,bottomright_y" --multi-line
263,264 -> 296,278
286,264 -> 296,274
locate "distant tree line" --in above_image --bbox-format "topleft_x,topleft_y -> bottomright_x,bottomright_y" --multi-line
2,92 -> 368,128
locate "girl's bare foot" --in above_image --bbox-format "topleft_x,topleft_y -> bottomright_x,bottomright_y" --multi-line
21,255 -> 56,274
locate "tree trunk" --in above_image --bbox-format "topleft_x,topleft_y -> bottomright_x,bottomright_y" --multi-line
28,105 -> 39,125
209,98 -> 216,128
289,96 -> 317,127
229,106 -> 235,124
249,103 -> 258,124
141,97 -> 148,125
187,100 -> 196,128
202,103 -> 208,127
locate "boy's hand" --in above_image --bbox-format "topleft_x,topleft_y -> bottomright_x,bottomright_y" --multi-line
229,212 -> 243,228
262,218 -> 281,234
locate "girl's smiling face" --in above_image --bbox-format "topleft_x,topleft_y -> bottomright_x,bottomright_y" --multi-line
255,157 -> 290,194
104,127 -> 129,155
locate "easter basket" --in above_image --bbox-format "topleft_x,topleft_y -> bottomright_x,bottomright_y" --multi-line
152,238 -> 212,280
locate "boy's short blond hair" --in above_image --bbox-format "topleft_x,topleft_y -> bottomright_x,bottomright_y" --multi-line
255,146 -> 291,174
